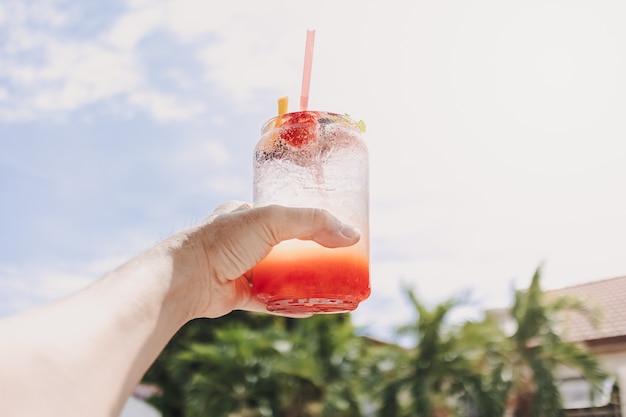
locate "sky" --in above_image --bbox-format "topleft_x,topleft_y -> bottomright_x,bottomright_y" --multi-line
1,0 -> 626,342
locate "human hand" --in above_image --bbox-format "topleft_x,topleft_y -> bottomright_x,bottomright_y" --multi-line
174,201 -> 361,319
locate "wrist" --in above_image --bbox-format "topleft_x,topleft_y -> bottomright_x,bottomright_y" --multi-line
159,225 -> 218,321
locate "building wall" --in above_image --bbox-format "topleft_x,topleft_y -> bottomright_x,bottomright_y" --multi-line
557,341 -> 626,416
595,348 -> 626,417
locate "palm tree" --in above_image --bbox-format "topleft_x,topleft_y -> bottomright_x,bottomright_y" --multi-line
281,314 -> 367,417
374,266 -> 608,417
451,316 -> 512,417
504,266 -> 607,417
375,290 -> 471,417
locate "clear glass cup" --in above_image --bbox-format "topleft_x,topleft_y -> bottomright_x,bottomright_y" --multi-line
251,110 -> 370,314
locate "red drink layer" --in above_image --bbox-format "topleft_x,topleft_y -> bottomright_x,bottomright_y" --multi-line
252,241 -> 370,314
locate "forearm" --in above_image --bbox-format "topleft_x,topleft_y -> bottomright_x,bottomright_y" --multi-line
0,204 -> 360,417
0,234 -> 197,417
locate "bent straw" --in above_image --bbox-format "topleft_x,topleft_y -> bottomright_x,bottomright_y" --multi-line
299,29 -> 316,111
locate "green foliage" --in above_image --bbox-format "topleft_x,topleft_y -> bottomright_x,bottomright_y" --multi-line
144,313 -> 370,417
142,311 -> 277,416
142,266 -> 610,417
453,317 -> 512,417
504,266 -> 608,417
375,290 -> 471,417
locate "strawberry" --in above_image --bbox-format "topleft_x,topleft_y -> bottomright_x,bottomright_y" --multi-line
278,111 -> 319,147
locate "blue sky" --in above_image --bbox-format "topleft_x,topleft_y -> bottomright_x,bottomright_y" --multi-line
2,0 -> 626,341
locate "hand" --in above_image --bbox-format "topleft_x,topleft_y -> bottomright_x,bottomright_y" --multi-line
174,201 -> 361,319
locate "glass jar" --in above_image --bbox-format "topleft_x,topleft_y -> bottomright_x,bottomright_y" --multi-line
251,110 -> 370,314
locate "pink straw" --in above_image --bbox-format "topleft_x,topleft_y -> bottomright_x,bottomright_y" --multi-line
299,29 -> 316,111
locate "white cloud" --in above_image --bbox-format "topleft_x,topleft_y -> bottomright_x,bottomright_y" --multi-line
39,42 -> 139,108
176,140 -> 232,167
487,3 -> 623,136
156,0 -> 373,106
103,3 -> 164,50
0,0 -> 200,122
205,176 -> 248,197
0,11 -> 141,120
128,89 -> 205,121
0,0 -> 374,120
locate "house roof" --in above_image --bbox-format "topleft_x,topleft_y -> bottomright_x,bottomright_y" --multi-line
546,275 -> 626,344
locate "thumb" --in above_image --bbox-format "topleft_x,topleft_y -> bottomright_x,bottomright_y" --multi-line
254,205 -> 361,248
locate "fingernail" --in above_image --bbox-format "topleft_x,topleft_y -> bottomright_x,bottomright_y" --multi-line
340,224 -> 360,239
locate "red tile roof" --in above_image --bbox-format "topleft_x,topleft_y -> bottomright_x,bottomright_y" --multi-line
547,276 -> 626,344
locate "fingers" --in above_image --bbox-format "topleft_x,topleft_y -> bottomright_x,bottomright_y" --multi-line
254,205 -> 361,248
207,202 -> 361,249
